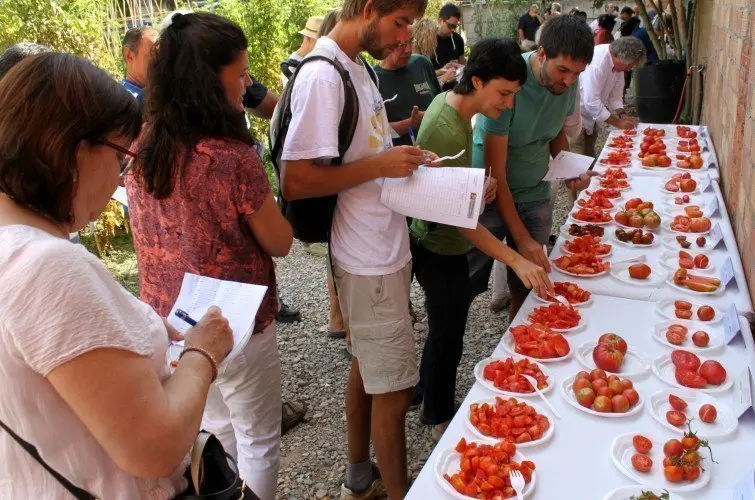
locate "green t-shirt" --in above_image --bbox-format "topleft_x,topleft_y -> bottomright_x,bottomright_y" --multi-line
374,55 -> 442,147
471,51 -> 577,203
409,92 -> 474,256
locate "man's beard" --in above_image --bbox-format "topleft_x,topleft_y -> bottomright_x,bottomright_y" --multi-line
361,19 -> 393,60
539,61 -> 568,95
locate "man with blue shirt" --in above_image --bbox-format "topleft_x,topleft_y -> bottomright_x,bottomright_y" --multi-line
470,15 -> 596,320
120,26 -> 158,102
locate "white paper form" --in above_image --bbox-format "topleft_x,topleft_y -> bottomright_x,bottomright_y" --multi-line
543,151 -> 594,181
380,166 -> 484,229
167,273 -> 267,375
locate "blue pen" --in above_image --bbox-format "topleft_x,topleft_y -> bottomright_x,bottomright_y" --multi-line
407,126 -> 416,146
175,309 -> 197,327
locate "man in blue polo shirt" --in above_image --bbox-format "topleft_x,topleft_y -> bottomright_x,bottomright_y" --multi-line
120,26 -> 158,103
470,15 -> 596,319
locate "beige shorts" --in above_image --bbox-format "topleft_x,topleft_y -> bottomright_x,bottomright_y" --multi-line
332,262 -> 419,395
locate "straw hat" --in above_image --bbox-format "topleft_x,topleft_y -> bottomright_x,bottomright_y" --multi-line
298,16 -> 324,39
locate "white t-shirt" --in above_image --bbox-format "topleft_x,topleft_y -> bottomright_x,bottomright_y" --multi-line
281,37 -> 411,276
0,225 -> 187,499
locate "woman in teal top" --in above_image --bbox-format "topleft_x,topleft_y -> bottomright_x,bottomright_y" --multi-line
410,38 -> 553,437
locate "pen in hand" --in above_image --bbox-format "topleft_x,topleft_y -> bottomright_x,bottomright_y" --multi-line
175,309 -> 197,327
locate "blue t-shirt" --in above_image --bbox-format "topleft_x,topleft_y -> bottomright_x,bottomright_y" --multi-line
472,51 -> 577,203
120,78 -> 143,99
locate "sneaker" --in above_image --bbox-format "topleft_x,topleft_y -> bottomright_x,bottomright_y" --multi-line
489,294 -> 511,312
431,421 -> 450,442
305,242 -> 328,257
341,466 -> 387,500
276,301 -> 301,323
281,400 -> 308,435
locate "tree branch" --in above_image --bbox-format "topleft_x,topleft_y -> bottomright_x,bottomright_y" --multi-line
668,0 -> 683,59
635,0 -> 665,60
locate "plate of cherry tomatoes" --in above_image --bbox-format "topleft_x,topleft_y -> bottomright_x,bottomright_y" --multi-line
648,389 -> 737,439
465,396 -> 555,446
437,438 -> 537,499
610,431 -> 712,493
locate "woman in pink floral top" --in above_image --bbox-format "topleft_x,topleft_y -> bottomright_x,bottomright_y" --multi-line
125,12 -> 292,500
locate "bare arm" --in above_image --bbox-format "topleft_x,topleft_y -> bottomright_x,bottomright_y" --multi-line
389,107 -> 423,137
281,146 -> 423,200
245,192 -> 293,257
247,91 -> 278,120
549,128 -> 569,158
518,28 -> 526,41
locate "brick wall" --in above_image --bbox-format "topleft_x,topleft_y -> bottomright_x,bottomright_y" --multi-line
696,0 -> 755,303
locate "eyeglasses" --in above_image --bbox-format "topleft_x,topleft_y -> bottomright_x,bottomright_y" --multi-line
445,20 -> 459,30
397,38 -> 416,50
91,138 -> 137,176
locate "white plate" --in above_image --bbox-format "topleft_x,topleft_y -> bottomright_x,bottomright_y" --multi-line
523,305 -> 586,332
560,374 -> 644,418
650,318 -> 725,353
584,189 -> 624,200
610,432 -> 711,493
640,164 -> 675,173
610,230 -> 661,249
648,389 -> 738,439
664,220 -> 712,236
659,251 -> 716,274
552,262 -> 611,278
500,331 -> 573,362
434,445 -> 537,499
664,207 -> 715,220
596,180 -> 633,191
474,357 -> 555,397
665,278 -> 723,296
464,397 -> 555,446
652,353 -> 733,394
662,194 -> 705,208
610,263 -> 667,287
568,213 -> 613,225
597,159 -> 633,169
662,185 -> 700,195
654,298 -> 723,325
662,234 -> 715,252
603,485 -> 689,500
576,341 -> 650,377
561,240 -> 613,258
601,170 -> 633,181
576,198 -> 618,212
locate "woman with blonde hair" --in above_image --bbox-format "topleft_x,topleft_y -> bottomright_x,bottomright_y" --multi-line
412,18 -> 438,59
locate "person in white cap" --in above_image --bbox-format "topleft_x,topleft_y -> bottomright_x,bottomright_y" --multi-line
281,16 -> 324,87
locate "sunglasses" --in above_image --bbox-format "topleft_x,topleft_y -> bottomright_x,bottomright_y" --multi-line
91,138 -> 138,177
445,20 -> 459,30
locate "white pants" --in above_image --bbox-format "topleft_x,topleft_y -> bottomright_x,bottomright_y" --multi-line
201,323 -> 282,500
492,255 -> 509,301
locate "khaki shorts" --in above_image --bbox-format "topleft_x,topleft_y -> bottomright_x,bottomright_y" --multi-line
332,262 -> 419,395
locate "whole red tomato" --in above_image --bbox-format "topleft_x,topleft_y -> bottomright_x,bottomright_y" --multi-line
697,305 -> 715,321
664,439 -> 683,457
692,330 -> 710,347
665,465 -> 684,482
598,333 -> 628,355
699,404 -> 717,423
593,342 -> 624,372
699,360 -> 727,385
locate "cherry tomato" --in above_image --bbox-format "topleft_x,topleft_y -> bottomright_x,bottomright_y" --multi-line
699,403 -> 717,423
631,454 -> 653,473
668,394 -> 688,411
664,465 -> 684,482
632,435 -> 653,454
664,439 -> 683,457
681,435 -> 699,451
666,410 -> 687,427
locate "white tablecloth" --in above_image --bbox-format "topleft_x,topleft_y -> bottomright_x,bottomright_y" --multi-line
406,294 -> 755,499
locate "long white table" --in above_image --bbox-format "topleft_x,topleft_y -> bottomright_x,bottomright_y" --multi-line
406,294 -> 755,499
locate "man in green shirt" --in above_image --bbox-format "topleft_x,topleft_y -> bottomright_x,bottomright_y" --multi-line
374,25 -> 442,146
471,15 -> 596,319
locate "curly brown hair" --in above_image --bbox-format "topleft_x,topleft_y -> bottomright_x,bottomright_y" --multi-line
341,0 -> 427,20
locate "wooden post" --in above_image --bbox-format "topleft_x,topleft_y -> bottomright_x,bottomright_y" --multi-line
668,0 -> 684,59
635,0 -> 665,60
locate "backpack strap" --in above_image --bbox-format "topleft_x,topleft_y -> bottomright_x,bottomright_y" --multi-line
0,418 -> 95,499
280,58 -> 300,80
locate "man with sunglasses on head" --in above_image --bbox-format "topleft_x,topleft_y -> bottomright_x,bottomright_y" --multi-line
433,3 -> 466,71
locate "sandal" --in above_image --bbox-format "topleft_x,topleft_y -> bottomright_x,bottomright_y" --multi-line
281,399 -> 308,435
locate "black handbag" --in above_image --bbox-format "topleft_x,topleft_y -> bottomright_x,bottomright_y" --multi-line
1,417 -> 258,500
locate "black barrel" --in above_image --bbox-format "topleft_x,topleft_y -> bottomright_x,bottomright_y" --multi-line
633,60 -> 687,124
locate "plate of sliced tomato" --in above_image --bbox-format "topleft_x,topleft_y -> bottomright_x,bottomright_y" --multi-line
569,207 -> 614,225
654,298 -> 723,324
651,352 -> 733,394
474,356 -> 554,397
648,389 -> 737,439
437,438 -> 537,499
650,318 -> 724,354
562,235 -> 612,257
525,303 -> 584,332
500,325 -> 571,362
552,254 -> 610,278
465,396 -> 555,447
534,281 -> 592,307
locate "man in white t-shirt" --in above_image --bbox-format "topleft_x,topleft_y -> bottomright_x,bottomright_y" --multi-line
280,0 -> 430,498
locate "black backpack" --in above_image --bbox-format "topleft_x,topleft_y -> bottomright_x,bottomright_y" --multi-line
269,47 -> 378,243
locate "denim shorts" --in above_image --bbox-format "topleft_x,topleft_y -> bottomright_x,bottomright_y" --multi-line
467,199 -> 552,299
